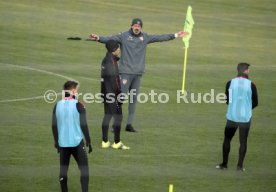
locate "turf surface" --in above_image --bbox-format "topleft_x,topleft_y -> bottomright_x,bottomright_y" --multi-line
1,0 -> 276,191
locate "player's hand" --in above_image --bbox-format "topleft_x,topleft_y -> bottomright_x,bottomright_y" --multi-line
89,33 -> 99,41
176,31 -> 189,38
54,143 -> 60,153
117,93 -> 127,105
88,144 -> 93,154
86,143 -> 92,153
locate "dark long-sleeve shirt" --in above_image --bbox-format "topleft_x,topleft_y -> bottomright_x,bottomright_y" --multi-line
101,52 -> 121,102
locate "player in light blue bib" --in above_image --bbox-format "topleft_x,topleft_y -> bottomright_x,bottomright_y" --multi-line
216,63 -> 258,172
52,81 -> 92,192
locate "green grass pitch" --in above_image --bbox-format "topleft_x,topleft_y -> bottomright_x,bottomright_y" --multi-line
0,0 -> 276,191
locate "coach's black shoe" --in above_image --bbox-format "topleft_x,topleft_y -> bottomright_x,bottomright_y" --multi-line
216,163 -> 227,170
237,166 -> 245,172
125,124 -> 137,132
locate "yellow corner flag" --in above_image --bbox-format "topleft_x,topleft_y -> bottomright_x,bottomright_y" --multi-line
181,6 -> 194,94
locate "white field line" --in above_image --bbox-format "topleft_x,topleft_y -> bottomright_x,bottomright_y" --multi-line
0,95 -> 56,103
0,63 -> 77,103
2,63 -> 78,82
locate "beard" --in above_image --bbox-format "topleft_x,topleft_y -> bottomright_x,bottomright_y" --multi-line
133,29 -> 140,35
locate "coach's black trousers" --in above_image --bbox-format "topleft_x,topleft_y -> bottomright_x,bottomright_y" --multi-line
222,120 -> 251,167
102,101 -> 122,143
59,141 -> 89,192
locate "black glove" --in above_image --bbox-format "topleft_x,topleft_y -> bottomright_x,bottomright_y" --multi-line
88,144 -> 92,153
86,143 -> 93,154
117,92 -> 127,106
54,143 -> 60,153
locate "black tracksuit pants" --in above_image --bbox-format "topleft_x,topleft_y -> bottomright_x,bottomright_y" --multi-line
59,141 -> 89,192
222,120 -> 251,167
102,101 -> 122,143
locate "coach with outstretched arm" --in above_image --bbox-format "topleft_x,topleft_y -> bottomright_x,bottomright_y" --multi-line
89,18 -> 188,132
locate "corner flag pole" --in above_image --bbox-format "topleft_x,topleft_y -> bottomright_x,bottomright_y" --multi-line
181,6 -> 194,94
181,47 -> 188,94
169,184 -> 174,192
